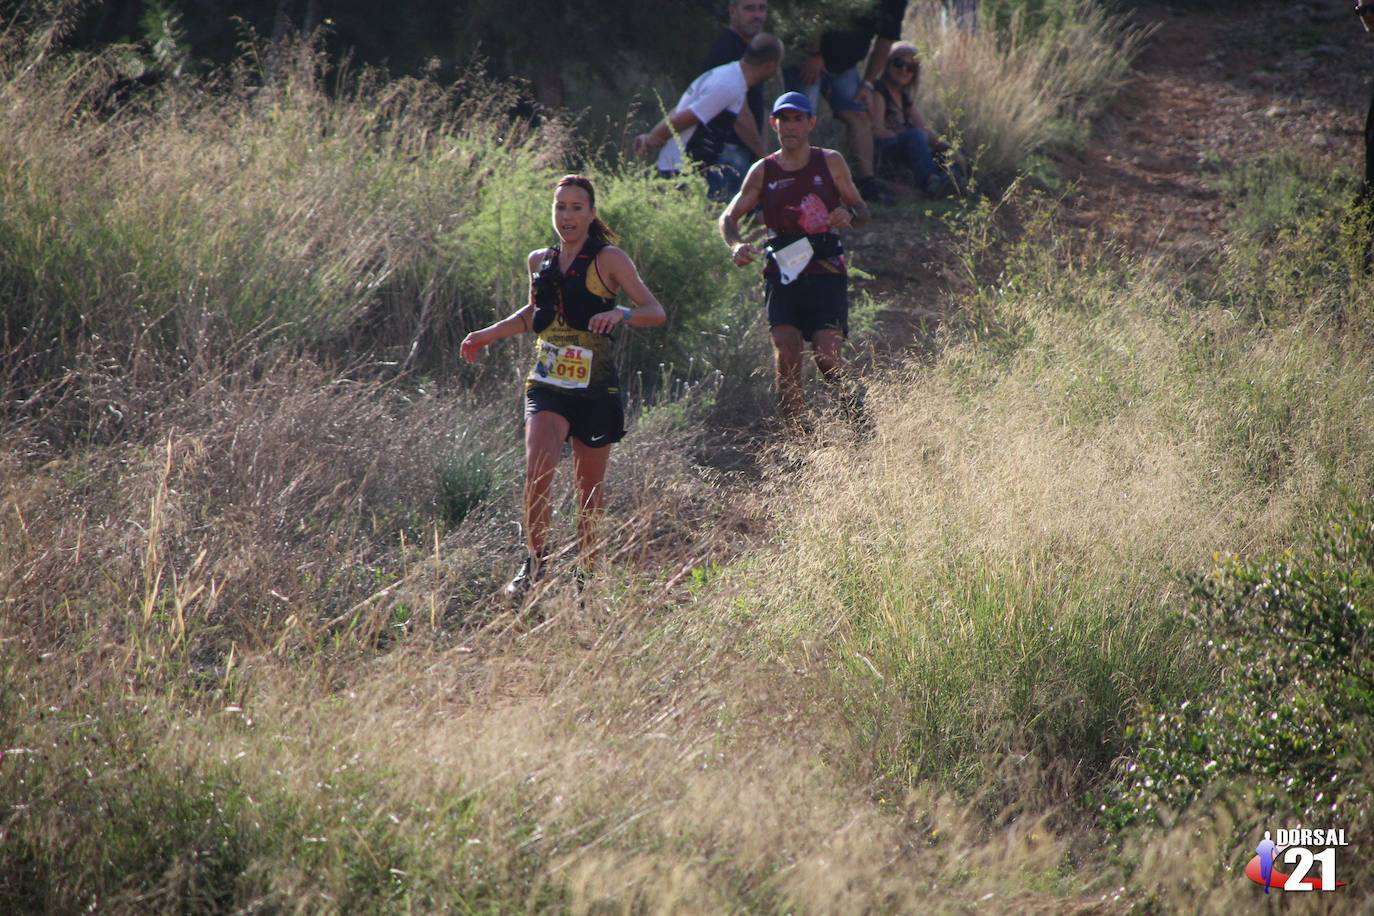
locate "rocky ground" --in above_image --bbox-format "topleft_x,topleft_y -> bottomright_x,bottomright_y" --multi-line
848,0 -> 1372,345
1060,0 -> 1370,262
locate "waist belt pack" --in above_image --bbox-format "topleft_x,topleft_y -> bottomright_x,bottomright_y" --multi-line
766,237 -> 812,285
766,233 -> 844,284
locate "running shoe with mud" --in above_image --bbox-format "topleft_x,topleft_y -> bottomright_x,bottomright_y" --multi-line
503,553 -> 545,602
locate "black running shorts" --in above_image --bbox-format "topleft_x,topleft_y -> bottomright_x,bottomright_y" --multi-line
764,272 -> 849,342
524,387 -> 626,448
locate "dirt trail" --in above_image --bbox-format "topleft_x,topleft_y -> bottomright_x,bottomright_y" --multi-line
694,0 -> 1372,531
1059,0 -> 1369,262
847,0 -> 1371,341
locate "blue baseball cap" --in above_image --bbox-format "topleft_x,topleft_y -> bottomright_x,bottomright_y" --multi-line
771,91 -> 814,116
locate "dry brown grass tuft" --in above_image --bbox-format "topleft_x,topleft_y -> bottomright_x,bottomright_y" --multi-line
2,365 -> 505,671
906,0 -> 1151,181
158,605 -> 1114,913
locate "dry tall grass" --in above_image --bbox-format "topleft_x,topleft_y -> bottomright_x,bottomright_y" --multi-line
736,200 -> 1374,805
906,0 -> 1150,180
1,575 -> 1124,913
0,34 -> 562,394
6,5 -> 1373,912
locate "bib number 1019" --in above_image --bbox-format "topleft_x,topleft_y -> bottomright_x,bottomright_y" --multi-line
531,342 -> 593,390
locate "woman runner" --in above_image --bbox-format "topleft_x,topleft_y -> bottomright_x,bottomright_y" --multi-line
460,175 -> 667,598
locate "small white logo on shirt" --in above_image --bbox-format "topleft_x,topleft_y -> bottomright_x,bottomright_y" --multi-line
813,175 -> 824,186
767,178 -> 795,191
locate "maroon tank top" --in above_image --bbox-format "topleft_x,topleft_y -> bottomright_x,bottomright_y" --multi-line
760,147 -> 845,277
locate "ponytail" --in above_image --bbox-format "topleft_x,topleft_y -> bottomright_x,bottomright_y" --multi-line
589,216 -> 619,245
555,174 -> 620,245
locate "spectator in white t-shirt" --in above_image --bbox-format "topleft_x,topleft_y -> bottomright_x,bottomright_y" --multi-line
699,0 -> 772,200
634,33 -> 783,200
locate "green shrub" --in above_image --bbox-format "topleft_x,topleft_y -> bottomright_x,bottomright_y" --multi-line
437,446 -> 497,526
832,554 -> 1200,799
1216,150 -> 1348,241
1108,499 -> 1374,844
595,171 -> 758,385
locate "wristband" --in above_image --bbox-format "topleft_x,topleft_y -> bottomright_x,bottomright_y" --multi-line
617,305 -> 633,321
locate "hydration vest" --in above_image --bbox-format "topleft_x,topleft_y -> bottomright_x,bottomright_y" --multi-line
526,238 -> 621,396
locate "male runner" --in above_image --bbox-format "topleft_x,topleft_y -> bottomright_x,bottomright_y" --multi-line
718,91 -> 870,427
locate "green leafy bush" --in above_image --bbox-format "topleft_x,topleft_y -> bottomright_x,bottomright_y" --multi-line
1216,150 -> 1348,241
1108,499 -> 1374,841
437,446 -> 497,526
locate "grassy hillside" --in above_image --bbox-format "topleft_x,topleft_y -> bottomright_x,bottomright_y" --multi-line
3,2 -> 1373,912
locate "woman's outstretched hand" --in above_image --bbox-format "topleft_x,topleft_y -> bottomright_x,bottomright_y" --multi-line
460,329 -> 490,363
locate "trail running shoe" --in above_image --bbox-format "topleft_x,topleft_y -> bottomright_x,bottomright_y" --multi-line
856,175 -> 894,206
504,554 -> 544,601
924,173 -> 955,200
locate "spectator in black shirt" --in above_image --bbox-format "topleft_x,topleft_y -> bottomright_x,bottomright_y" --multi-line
700,0 -> 771,200
786,0 -> 909,203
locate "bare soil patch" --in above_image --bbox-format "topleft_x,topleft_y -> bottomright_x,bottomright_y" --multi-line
1059,0 -> 1369,261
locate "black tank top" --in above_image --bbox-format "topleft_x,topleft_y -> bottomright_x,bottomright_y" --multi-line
526,238 -> 620,396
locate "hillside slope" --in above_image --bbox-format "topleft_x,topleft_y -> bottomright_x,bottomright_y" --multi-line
3,2 -> 1372,911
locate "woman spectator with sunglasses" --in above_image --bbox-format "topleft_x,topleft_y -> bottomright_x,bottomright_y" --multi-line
869,42 -> 966,198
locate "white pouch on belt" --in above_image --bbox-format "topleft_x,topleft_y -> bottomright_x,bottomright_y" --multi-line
768,236 -> 814,285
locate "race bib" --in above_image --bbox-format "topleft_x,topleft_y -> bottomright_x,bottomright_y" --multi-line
530,341 -> 593,389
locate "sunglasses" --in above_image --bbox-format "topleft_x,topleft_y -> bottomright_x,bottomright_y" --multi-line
890,59 -> 918,72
